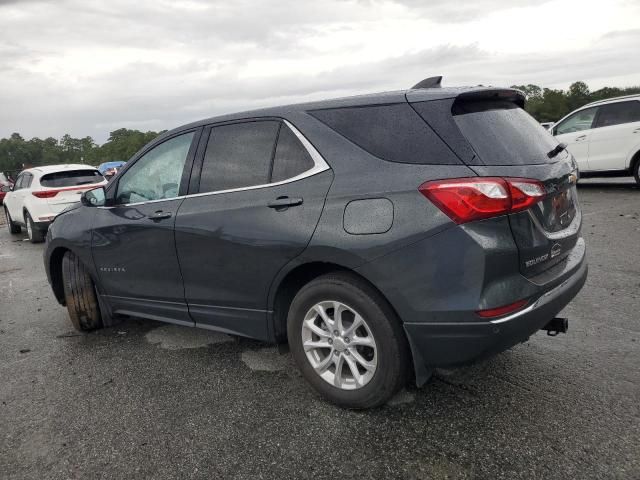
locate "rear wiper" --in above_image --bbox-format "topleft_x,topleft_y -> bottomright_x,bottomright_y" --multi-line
547,142 -> 567,159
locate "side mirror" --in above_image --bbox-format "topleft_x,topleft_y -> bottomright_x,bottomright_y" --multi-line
81,186 -> 106,207
0,185 -> 11,193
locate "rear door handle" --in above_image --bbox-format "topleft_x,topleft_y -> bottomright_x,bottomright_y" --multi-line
574,135 -> 587,142
267,196 -> 303,209
148,211 -> 172,221
633,127 -> 640,133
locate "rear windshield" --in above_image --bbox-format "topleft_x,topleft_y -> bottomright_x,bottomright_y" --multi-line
453,100 -> 559,165
40,169 -> 104,188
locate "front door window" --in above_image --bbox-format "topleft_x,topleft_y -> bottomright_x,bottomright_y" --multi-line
115,132 -> 195,205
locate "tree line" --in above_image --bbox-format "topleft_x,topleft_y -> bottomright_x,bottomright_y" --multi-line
2,81 -> 640,175
511,81 -> 640,123
0,128 -> 165,176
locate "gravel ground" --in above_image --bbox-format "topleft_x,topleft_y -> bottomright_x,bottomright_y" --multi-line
0,179 -> 639,479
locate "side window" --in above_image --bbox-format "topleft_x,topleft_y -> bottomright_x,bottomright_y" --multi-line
24,173 -> 33,188
13,174 -> 24,190
594,101 -> 640,128
309,103 -> 458,164
199,121 -> 279,193
271,124 -> 315,182
116,132 -> 194,205
555,107 -> 597,135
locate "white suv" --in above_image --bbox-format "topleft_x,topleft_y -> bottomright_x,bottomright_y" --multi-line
551,95 -> 640,184
2,164 -> 106,243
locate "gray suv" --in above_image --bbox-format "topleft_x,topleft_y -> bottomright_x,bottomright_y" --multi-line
42,80 -> 587,408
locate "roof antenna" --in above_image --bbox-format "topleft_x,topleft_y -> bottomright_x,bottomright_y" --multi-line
411,76 -> 442,89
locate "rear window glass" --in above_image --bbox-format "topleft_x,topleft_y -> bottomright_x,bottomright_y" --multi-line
453,100 -> 558,165
40,169 -> 104,188
199,121 -> 280,193
309,103 -> 460,165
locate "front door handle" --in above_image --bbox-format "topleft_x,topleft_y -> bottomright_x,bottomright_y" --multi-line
633,127 -> 640,134
574,135 -> 587,142
267,196 -> 303,210
148,210 -> 172,221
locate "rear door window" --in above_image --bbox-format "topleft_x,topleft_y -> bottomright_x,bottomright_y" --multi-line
594,101 -> 640,128
555,107 -> 597,135
309,103 -> 459,165
453,100 -> 558,165
271,124 -> 315,182
199,121 -> 280,193
40,169 -> 104,188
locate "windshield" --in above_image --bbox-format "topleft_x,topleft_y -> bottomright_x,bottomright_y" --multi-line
40,169 -> 104,188
453,100 -> 559,165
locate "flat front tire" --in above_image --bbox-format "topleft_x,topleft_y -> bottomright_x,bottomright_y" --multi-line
287,272 -> 410,409
62,251 -> 103,332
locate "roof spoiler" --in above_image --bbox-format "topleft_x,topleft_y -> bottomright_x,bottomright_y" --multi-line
455,88 -> 526,108
411,76 -> 442,89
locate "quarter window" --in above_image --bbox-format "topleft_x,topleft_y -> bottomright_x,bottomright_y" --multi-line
594,101 -> 640,128
271,124 -> 315,182
199,121 -> 280,193
309,103 -> 458,165
555,107 -> 597,135
115,132 -> 194,205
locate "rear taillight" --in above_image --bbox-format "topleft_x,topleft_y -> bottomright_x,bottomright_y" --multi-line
32,190 -> 59,198
418,177 -> 545,224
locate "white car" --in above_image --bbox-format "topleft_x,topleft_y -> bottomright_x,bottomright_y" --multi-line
551,94 -> 640,183
2,164 -> 106,243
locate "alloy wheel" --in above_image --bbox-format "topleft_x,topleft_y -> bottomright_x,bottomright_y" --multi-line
301,300 -> 378,390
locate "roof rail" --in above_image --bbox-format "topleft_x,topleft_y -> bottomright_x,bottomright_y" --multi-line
583,93 -> 640,107
411,76 -> 442,89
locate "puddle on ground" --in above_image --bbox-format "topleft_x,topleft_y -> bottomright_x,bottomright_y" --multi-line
388,389 -> 415,406
241,347 -> 289,372
145,324 -> 233,350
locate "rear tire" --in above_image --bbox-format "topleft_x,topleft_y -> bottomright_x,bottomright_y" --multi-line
287,272 -> 409,409
633,157 -> 640,185
62,251 -> 103,332
24,211 -> 44,243
4,207 -> 21,234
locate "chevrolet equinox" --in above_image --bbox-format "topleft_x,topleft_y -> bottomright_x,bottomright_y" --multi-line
42,78 -> 588,408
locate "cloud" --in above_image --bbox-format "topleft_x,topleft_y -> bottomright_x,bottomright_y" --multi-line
0,0 -> 638,142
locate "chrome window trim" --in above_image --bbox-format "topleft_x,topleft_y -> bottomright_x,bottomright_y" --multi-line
100,120 -> 329,209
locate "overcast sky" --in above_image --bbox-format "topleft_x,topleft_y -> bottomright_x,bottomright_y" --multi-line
1,0 -> 639,143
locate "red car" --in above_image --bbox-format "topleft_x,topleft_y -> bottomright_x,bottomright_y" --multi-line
0,172 -> 13,204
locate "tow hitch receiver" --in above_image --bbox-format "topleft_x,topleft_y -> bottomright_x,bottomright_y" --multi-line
541,317 -> 569,336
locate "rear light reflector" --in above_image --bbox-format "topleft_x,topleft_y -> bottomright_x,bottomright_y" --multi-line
418,177 -> 545,224
32,190 -> 58,198
476,299 -> 529,318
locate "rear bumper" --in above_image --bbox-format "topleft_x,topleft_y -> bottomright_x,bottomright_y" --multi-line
404,256 -> 587,381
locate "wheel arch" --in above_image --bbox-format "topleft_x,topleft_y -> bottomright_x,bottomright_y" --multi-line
269,260 -> 404,344
629,148 -> 640,173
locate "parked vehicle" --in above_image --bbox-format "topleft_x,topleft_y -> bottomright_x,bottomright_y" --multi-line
43,79 -> 587,408
98,161 -> 126,181
551,94 -> 640,183
3,164 -> 106,242
0,172 -> 13,204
